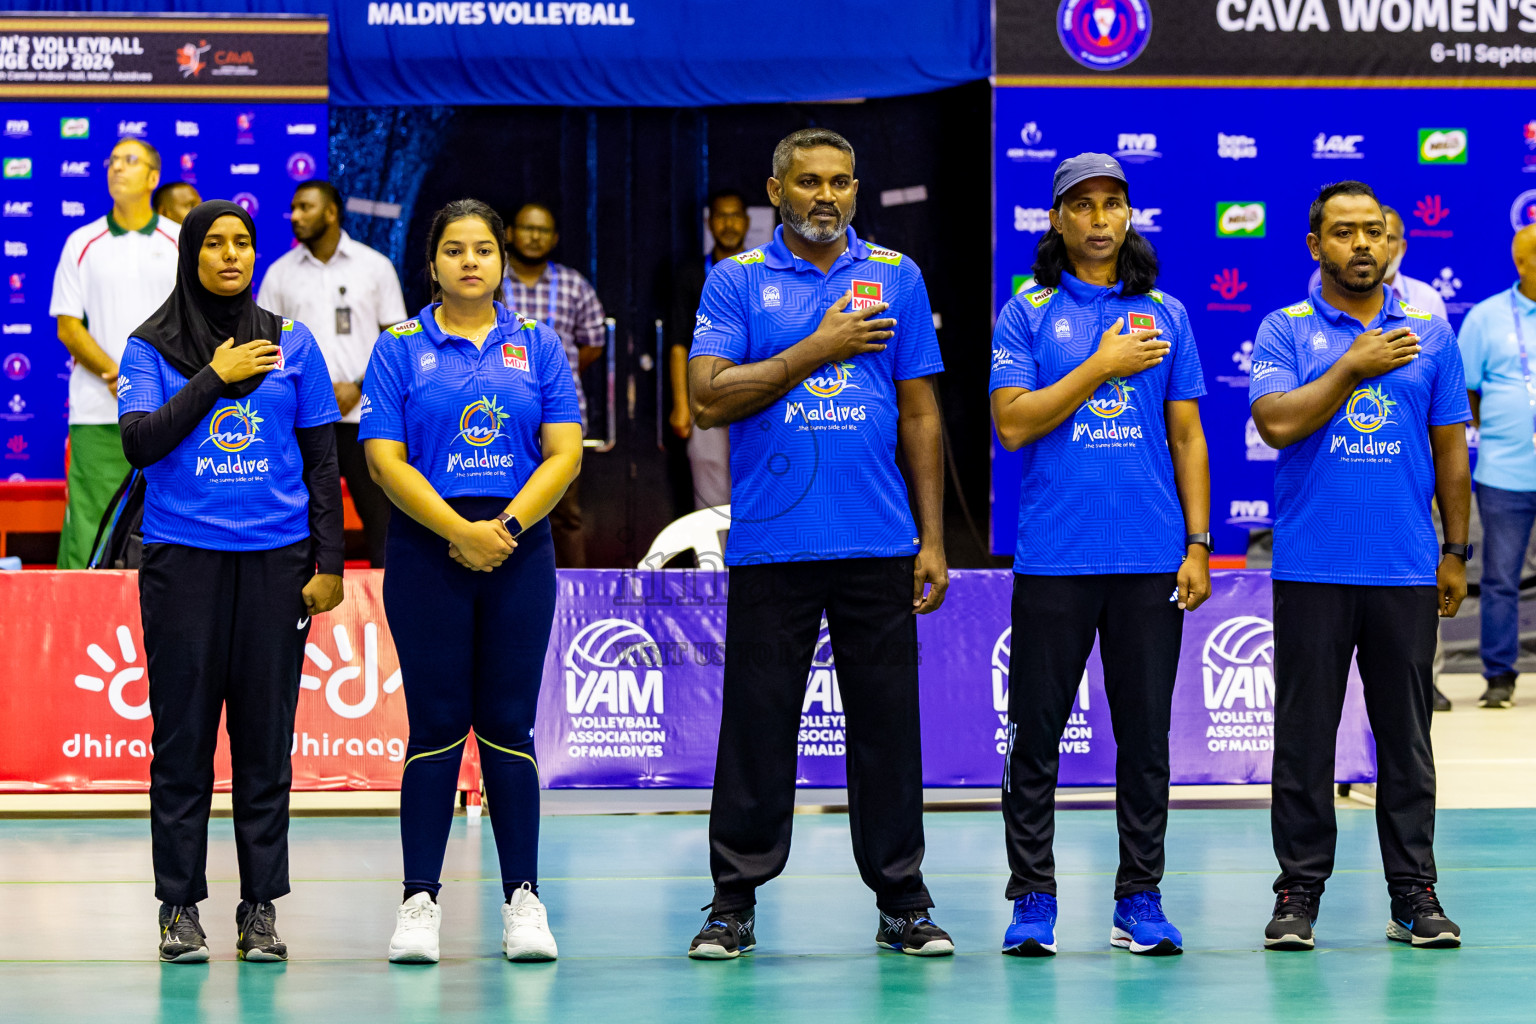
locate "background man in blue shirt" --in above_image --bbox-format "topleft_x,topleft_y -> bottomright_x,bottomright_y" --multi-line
990,153 -> 1210,958
1457,223 -> 1536,709
685,128 -> 952,960
1250,181 -> 1471,952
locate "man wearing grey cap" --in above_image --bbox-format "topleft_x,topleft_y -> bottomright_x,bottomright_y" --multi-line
989,153 -> 1210,958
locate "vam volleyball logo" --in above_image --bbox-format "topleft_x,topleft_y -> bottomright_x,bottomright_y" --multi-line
800,618 -> 845,758
1201,616 -> 1275,752
202,399 -> 262,452
1057,0 -> 1152,71
990,627 -> 1092,756
456,394 -> 506,446
802,361 -> 860,398
563,619 -> 667,760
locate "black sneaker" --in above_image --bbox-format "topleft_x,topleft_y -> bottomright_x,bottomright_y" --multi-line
1432,685 -> 1453,712
688,905 -> 755,960
158,904 -> 209,963
1479,674 -> 1516,709
1387,886 -> 1461,948
236,900 -> 288,962
877,909 -> 955,957
1264,890 -> 1319,951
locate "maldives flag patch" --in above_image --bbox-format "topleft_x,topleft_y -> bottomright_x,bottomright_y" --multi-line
850,279 -> 883,311
502,343 -> 529,371
1128,312 -> 1157,331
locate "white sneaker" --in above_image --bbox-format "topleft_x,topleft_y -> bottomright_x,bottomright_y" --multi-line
388,892 -> 442,963
501,883 -> 558,961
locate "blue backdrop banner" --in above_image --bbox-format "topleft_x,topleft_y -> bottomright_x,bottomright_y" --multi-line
991,84 -> 1525,555
4,2 -> 991,107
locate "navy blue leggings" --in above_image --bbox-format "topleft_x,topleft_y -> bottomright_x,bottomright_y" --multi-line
383,497 -> 555,900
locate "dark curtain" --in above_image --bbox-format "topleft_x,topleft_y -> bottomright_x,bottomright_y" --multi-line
328,106 -> 456,290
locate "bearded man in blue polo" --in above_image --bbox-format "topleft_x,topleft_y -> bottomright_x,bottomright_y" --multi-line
685,128 -> 952,960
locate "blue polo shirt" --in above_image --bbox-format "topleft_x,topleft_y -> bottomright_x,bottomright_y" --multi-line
1249,287 -> 1471,586
359,302 -> 581,498
117,319 -> 340,550
989,273 -> 1206,575
691,225 -> 944,565
1458,284 -> 1536,492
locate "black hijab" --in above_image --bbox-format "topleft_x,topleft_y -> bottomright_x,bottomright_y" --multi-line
132,199 -> 283,399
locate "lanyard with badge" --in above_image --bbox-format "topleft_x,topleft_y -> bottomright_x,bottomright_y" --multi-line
1510,291 -> 1536,452
335,284 -> 352,337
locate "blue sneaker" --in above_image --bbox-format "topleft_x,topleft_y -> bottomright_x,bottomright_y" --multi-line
1111,891 -> 1183,956
1002,892 -> 1058,957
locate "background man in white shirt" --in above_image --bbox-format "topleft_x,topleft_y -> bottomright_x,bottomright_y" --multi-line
257,181 -> 407,566
49,137 -> 180,568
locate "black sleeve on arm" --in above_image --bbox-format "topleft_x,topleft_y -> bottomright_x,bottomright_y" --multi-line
118,366 -> 227,468
296,424 -> 344,576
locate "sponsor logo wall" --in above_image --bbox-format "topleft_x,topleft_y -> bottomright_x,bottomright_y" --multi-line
1,569 -> 1374,792
993,80 -> 1531,555
0,101 -> 326,478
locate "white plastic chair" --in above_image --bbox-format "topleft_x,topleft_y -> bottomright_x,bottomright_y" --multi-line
639,505 -> 731,570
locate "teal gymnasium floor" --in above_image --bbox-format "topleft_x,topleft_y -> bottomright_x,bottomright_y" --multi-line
1,806 -> 1533,1023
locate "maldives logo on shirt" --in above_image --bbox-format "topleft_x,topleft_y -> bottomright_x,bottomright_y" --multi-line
203,399 -> 263,452
1343,385 -> 1394,434
502,343 -> 529,372
849,280 -> 883,311
1329,385 -> 1403,457
457,395 -> 506,447
803,361 -> 860,398
1085,377 -> 1134,419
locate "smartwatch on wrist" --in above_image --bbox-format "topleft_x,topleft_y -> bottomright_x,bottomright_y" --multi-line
496,511 -> 524,538
1441,542 -> 1472,561
1185,532 -> 1213,553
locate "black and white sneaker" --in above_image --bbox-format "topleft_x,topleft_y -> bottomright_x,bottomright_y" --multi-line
877,909 -> 955,957
688,906 -> 755,960
158,904 -> 209,963
1387,887 -> 1461,948
236,900 -> 288,962
1264,890 -> 1320,951
1479,674 -> 1516,709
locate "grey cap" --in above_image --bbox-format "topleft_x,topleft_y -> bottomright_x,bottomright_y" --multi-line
1052,152 -> 1128,202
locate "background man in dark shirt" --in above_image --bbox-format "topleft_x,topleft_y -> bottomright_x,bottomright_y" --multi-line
670,190 -> 749,509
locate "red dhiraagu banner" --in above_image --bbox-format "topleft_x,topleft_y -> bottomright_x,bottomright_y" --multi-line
0,570 -> 416,792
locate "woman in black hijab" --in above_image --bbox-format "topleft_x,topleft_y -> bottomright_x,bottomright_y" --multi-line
118,200 -> 344,964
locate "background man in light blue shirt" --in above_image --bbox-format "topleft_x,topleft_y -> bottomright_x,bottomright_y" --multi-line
1457,224 -> 1536,709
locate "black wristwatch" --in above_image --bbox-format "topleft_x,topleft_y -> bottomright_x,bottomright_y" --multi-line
1441,542 -> 1472,561
496,511 -> 524,538
1185,532 -> 1214,553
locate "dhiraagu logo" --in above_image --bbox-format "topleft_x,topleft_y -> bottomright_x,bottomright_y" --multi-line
1344,384 -> 1394,433
457,394 -> 506,446
203,399 -> 262,452
803,361 -> 860,398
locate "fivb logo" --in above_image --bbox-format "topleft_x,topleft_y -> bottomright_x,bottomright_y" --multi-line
564,619 -> 664,715
1202,616 -> 1274,710
1113,133 -> 1160,163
